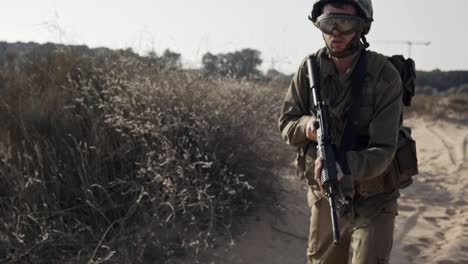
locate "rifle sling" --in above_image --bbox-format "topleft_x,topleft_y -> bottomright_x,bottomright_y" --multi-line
336,50 -> 368,175
305,51 -> 368,175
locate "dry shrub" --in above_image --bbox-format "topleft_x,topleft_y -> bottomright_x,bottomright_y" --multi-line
0,48 -> 286,263
405,95 -> 468,121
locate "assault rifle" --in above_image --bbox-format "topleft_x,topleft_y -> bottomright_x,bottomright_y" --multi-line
306,57 -> 341,244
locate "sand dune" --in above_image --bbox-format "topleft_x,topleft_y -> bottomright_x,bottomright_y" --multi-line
199,117 -> 468,264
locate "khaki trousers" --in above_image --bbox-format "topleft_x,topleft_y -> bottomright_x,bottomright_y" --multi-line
307,188 -> 396,264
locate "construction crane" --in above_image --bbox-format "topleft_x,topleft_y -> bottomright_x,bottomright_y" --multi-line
270,56 -> 292,71
373,40 -> 431,58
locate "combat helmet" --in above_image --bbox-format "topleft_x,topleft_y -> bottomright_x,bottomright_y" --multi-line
310,0 -> 373,35
309,0 -> 373,57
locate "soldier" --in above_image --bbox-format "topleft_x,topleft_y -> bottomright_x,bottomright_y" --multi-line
278,0 -> 403,263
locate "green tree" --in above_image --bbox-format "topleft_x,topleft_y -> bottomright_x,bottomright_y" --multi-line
161,49 -> 182,69
201,52 -> 219,75
202,48 -> 263,79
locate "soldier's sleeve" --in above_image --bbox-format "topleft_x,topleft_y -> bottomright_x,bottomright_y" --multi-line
278,58 -> 313,148
345,63 -> 403,181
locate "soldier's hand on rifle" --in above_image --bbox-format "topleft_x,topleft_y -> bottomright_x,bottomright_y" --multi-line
306,116 -> 318,141
314,158 -> 345,194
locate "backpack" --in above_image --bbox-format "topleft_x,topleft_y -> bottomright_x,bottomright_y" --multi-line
387,55 -> 419,188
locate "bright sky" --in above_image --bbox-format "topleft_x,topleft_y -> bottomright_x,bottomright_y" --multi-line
1,0 -> 466,73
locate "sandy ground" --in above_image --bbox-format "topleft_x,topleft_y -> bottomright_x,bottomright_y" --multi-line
198,117 -> 468,264
391,118 -> 468,264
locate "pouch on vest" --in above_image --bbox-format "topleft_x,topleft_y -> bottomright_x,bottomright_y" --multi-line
295,141 -> 318,186
388,55 -> 419,188
395,126 -> 419,188
295,147 -> 307,182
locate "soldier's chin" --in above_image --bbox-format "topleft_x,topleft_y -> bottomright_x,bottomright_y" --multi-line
329,42 -> 347,50
329,46 -> 347,54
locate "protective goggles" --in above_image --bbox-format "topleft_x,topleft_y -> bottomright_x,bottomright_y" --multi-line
315,13 -> 364,35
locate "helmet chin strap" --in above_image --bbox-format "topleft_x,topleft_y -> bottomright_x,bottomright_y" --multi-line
325,33 -> 363,59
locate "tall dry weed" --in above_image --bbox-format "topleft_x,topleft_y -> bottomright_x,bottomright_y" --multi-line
0,48 -> 287,263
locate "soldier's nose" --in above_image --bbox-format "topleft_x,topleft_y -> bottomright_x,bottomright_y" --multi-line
331,29 -> 342,37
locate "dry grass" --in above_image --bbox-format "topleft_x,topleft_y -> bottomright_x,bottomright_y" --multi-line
2,45 -> 466,263
0,48 -> 289,263
405,94 -> 468,122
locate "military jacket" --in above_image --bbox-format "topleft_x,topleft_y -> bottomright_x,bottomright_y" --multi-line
278,47 -> 403,217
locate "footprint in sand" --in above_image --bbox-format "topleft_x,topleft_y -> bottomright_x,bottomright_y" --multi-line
425,215 -> 450,222
445,208 -> 457,216
461,134 -> 467,162
423,216 -> 444,227
403,244 -> 422,256
454,199 -> 468,206
436,260 -> 457,264
399,204 -> 416,212
417,237 -> 432,245
463,227 -> 468,236
435,231 -> 445,240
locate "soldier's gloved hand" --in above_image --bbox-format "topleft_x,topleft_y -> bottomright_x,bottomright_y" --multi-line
314,158 -> 344,195
306,116 -> 318,141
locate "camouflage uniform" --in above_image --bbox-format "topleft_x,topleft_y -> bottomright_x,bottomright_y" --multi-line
278,47 -> 403,264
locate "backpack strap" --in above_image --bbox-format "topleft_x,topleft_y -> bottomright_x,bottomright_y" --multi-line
336,50 -> 368,175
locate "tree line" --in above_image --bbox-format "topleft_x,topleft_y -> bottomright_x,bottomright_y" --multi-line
1,41 -> 467,94
416,70 -> 468,95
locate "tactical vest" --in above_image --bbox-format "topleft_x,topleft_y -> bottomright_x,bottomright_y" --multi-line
297,49 -> 406,197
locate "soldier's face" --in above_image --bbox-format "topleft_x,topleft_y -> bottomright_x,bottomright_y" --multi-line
321,4 -> 358,54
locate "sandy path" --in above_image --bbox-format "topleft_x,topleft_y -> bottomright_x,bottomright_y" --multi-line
391,118 -> 468,264
196,169 -> 309,264
197,117 -> 468,264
